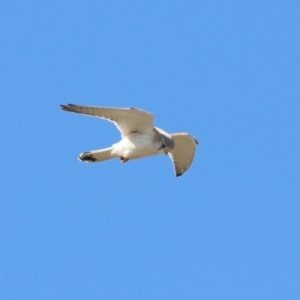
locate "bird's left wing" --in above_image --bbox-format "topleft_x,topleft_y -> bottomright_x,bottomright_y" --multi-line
168,133 -> 198,177
60,104 -> 154,137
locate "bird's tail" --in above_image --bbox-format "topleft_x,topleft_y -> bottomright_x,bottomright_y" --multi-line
78,147 -> 117,163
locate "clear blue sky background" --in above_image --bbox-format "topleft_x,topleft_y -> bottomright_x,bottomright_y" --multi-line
1,1 -> 300,299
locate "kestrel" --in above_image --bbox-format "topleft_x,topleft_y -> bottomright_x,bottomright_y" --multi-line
60,104 -> 198,177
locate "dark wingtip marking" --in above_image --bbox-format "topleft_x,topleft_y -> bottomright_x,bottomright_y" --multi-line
79,152 -> 97,162
176,172 -> 183,177
60,104 -> 78,112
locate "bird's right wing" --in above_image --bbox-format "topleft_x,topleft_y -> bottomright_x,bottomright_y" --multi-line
60,104 -> 154,137
168,133 -> 198,177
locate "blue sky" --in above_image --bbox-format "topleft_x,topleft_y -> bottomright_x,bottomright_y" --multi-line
1,1 -> 300,299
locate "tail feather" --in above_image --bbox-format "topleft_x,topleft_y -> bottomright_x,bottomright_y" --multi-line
78,147 -> 116,163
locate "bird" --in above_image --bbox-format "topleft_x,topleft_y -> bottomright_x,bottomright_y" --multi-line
60,104 -> 198,177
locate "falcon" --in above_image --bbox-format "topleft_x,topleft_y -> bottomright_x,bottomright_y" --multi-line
60,104 -> 198,177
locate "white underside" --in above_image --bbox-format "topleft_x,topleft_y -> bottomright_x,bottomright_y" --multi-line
111,132 -> 164,159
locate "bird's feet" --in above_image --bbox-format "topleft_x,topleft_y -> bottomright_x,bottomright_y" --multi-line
120,156 -> 129,163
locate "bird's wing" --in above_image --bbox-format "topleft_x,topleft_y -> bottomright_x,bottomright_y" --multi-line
60,104 -> 154,137
168,133 -> 198,177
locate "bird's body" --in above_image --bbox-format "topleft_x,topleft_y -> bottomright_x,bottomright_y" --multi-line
60,104 -> 198,176
111,130 -> 165,160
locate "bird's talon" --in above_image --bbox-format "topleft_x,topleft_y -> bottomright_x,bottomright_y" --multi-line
120,156 -> 129,163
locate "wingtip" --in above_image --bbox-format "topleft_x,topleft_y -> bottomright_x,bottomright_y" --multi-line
60,103 -> 77,111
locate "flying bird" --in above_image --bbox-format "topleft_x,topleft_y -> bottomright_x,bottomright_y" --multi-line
60,104 -> 198,177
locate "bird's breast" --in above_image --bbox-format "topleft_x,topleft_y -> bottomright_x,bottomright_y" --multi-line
112,132 -> 164,159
